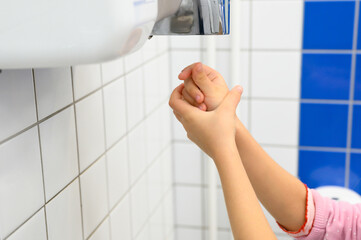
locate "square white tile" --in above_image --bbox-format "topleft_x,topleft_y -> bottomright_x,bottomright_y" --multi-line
34,67 -> 73,119
6,209 -> 46,240
176,227 -> 202,240
145,111 -> 161,164
88,218 -> 110,240
262,146 -> 298,177
147,158 -> 163,213
106,138 -> 129,209
161,147 -> 173,195
128,122 -> 147,184
130,174 -> 149,238
0,69 -> 36,142
46,179 -> 83,240
155,36 -> 170,53
149,206 -> 164,240
125,68 -> 145,130
251,51 -> 301,99
40,106 -> 78,201
80,157 -> 109,238
175,186 -> 202,227
110,195 -> 132,240
124,49 -> 144,73
103,77 -> 127,148
251,1 -> 303,50
134,223 -> 149,240
159,104 -> 172,150
72,64 -> 102,100
143,38 -> 158,62
250,100 -> 299,146
101,58 -> 124,84
75,91 -> 105,171
170,36 -> 201,49
158,54 -> 171,101
174,143 -> 202,185
163,191 -> 174,237
144,59 -> 161,115
216,35 -> 231,50
0,127 -> 44,238
170,50 -> 202,89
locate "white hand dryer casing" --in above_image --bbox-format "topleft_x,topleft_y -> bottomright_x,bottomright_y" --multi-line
0,0 -> 158,68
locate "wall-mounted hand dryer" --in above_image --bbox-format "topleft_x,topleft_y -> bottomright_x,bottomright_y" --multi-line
0,0 -> 229,69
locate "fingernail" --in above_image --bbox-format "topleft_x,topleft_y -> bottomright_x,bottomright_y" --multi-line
195,95 -> 201,102
235,86 -> 243,93
198,105 -> 203,110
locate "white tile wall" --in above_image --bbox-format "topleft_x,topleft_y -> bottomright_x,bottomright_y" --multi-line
40,106 -> 78,201
106,138 -> 129,209
174,143 -> 202,185
174,186 -> 202,227
110,195 -> 132,240
88,219 -> 111,240
72,65 -> 102,100
103,77 -> 127,148
251,1 -> 303,50
75,90 -> 106,172
0,37 -> 174,240
34,68 -> 73,119
250,100 -> 299,146
80,157 -> 109,238
251,51 -> 301,99
6,209 -> 47,240
46,180 -> 83,240
0,127 -> 44,238
0,70 -> 36,142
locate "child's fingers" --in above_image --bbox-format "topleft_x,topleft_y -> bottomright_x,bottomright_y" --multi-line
169,84 -> 197,117
173,110 -> 183,122
184,78 -> 204,103
178,63 -> 197,80
191,63 -> 214,93
182,88 -> 207,111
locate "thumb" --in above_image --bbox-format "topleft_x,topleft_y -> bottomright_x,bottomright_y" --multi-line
219,86 -> 243,113
191,63 -> 214,93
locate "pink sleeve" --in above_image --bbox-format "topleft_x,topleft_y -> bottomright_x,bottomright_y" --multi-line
298,189 -> 361,240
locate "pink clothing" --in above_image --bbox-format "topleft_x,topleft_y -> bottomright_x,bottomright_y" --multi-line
282,189 -> 361,240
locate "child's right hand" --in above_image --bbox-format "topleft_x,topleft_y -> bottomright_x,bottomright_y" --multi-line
178,62 -> 229,111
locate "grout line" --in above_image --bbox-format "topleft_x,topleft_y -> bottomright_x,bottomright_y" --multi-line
70,67 -> 86,240
31,69 -> 50,240
3,207 -> 46,240
345,0 -> 360,188
99,63 -> 113,240
247,0 -> 253,133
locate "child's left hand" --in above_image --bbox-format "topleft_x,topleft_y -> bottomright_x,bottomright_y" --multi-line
169,83 -> 243,160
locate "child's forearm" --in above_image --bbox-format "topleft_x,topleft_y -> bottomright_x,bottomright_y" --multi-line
213,144 -> 277,240
235,119 -> 306,231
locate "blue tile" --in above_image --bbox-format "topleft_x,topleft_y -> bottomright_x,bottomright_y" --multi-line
301,54 -> 352,100
300,103 -> 349,148
355,55 -> 361,100
299,150 -> 346,188
352,105 -> 361,149
349,153 -> 361,194
303,2 -> 355,50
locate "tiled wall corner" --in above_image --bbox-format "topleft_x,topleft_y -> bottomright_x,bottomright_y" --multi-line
0,36 -> 174,240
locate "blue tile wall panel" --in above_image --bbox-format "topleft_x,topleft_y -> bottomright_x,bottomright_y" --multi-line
300,103 -> 349,148
301,54 -> 352,100
349,153 -> 361,194
355,55 -> 361,100
303,1 -> 355,50
352,105 -> 361,149
299,150 -> 346,188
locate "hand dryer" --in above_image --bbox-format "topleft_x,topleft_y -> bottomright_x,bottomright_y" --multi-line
0,0 -> 230,69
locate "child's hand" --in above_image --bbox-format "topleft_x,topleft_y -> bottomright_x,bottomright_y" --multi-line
169,83 -> 243,160
178,62 -> 229,111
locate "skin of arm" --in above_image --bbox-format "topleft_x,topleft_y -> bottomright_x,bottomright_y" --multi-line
169,84 -> 277,239
179,62 -> 306,232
